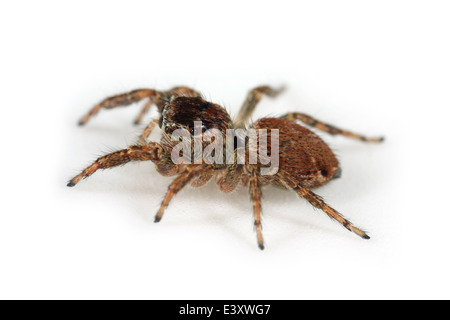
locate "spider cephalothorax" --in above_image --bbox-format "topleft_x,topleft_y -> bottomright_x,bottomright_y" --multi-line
158,96 -> 232,163
69,85 -> 383,249
161,96 -> 232,132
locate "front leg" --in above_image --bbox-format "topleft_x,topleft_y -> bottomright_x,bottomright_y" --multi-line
78,89 -> 162,126
67,142 -> 163,187
78,86 -> 201,126
154,165 -> 213,222
137,119 -> 159,145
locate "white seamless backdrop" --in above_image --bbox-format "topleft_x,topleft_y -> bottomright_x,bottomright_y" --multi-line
0,0 -> 449,299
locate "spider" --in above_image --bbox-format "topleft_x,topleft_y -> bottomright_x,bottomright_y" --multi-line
68,85 -> 384,249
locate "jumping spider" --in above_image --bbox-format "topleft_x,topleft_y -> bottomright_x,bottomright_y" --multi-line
68,85 -> 383,249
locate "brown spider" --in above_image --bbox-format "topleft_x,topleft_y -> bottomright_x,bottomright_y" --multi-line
68,85 -> 384,249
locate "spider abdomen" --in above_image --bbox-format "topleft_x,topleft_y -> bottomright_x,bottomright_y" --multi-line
253,118 -> 339,188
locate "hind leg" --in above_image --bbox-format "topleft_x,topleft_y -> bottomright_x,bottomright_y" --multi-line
276,170 -> 370,239
281,112 -> 384,142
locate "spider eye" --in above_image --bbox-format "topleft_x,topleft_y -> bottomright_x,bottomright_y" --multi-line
160,103 -> 168,114
190,126 -> 205,136
190,125 -> 206,136
158,116 -> 163,128
165,126 -> 170,134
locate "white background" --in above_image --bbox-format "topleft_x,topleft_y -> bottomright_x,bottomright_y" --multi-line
1,0 -> 449,300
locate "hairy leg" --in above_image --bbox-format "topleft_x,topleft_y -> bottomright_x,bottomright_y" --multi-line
133,99 -> 154,125
164,86 -> 202,102
190,168 -> 215,188
215,165 -> 243,193
281,112 -> 384,142
234,85 -> 285,129
154,165 -> 212,222
249,168 -> 265,250
133,87 -> 200,124
137,119 -> 159,145
78,89 -> 162,126
276,170 -> 370,239
78,86 -> 201,126
67,143 -> 163,187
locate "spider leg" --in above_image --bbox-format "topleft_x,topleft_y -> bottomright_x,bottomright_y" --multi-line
164,86 -> 202,101
190,168 -> 215,188
280,112 -> 384,142
154,165 -> 212,223
294,184 -> 370,239
133,99 -> 154,125
276,170 -> 370,239
67,143 -> 163,187
78,89 -> 163,126
137,119 -> 159,145
79,86 -> 202,126
234,85 -> 285,129
133,86 -> 201,124
215,165 -> 243,193
249,167 -> 265,250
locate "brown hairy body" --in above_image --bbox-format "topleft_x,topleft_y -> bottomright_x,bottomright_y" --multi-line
68,85 -> 383,249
